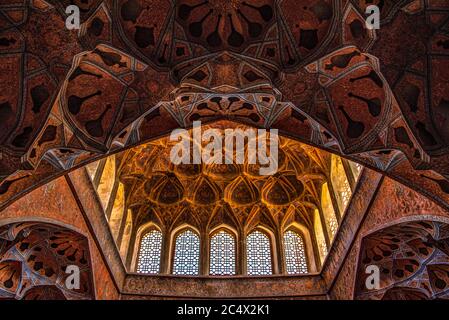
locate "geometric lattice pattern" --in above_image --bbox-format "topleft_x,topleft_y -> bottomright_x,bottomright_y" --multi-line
314,209 -> 328,265
331,155 -> 352,214
136,230 -> 163,274
318,237 -> 328,265
173,229 -> 200,275
210,230 -> 236,275
283,231 -> 308,274
321,183 -> 339,241
339,180 -> 352,212
327,215 -> 339,241
246,231 -> 272,276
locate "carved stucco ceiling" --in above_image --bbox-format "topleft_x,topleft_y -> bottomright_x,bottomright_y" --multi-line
1,0 -> 449,213
117,121 -> 327,232
355,220 -> 449,300
0,222 -> 95,300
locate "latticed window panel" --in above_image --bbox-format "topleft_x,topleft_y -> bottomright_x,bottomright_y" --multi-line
136,230 -> 162,274
321,182 -> 339,242
283,230 -> 308,274
318,238 -> 328,262
339,179 -> 352,210
331,155 -> 352,214
327,215 -> 338,240
246,230 -> 272,276
173,229 -> 200,275
210,230 -> 236,275
314,209 -> 328,264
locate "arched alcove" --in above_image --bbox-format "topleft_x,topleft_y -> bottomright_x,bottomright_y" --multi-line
0,221 -> 95,300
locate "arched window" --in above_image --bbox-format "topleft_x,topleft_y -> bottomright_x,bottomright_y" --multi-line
173,229 -> 200,275
246,230 -> 272,275
321,182 -> 338,241
283,230 -> 308,274
136,229 -> 162,274
210,230 -> 236,275
330,154 -> 352,215
314,209 -> 328,265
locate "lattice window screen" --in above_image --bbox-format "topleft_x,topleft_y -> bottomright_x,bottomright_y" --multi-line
136,230 -> 162,274
283,230 -> 308,274
173,229 -> 200,275
321,182 -> 338,241
314,209 -> 328,264
210,230 -> 236,275
246,230 -> 272,276
331,155 -> 352,214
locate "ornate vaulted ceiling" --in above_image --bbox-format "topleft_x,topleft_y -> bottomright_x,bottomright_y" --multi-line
115,121 -> 329,235
1,0 -> 449,214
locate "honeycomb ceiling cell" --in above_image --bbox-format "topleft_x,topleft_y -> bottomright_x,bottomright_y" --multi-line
261,172 -> 304,206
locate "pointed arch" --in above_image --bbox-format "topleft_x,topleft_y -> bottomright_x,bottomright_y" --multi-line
170,205 -> 201,232
283,230 -> 308,274
225,175 -> 260,206
147,173 -> 184,206
246,228 -> 274,276
245,204 -> 276,233
330,154 -> 352,215
171,226 -> 201,275
207,202 -> 240,233
261,171 -> 304,206
283,222 -> 318,273
282,202 -> 313,230
209,227 -> 237,276
131,219 -> 164,272
136,228 -> 163,274
191,175 -> 221,206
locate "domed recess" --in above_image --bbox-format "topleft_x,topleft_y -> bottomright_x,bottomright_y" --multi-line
147,173 -> 184,205
245,147 -> 287,177
205,162 -> 241,180
225,175 -> 260,206
174,163 -> 202,178
208,202 -> 239,231
191,176 -> 221,205
261,172 -> 304,206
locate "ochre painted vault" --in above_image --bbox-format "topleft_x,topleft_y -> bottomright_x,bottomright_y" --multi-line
1,0 -> 449,300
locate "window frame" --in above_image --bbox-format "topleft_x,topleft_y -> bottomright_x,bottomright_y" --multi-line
135,227 -> 163,274
170,226 -> 201,276
282,227 -> 309,274
209,226 -> 238,276
320,182 -> 339,241
245,226 -> 276,276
